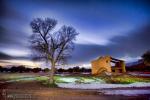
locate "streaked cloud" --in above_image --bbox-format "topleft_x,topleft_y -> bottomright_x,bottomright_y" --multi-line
0,0 -> 150,67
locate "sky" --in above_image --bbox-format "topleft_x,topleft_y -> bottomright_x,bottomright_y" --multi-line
0,0 -> 150,68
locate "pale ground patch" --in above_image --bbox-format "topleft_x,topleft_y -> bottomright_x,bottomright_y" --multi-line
99,89 -> 150,96
57,82 -> 150,89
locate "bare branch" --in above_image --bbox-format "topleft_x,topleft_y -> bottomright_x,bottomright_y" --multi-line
30,18 -> 79,84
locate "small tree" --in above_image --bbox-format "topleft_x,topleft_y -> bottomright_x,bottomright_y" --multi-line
142,50 -> 150,66
30,18 -> 78,84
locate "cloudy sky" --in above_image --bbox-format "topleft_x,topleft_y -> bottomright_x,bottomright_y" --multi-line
0,0 -> 150,68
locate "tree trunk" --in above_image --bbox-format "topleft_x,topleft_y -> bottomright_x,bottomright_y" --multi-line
49,61 -> 55,84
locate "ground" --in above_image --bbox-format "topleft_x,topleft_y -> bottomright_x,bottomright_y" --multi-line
0,72 -> 150,100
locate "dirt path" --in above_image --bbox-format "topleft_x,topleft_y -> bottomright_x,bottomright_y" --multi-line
0,81 -> 150,100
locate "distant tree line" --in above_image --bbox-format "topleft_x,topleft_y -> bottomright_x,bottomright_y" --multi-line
0,66 -> 91,73
57,66 -> 91,73
0,66 -> 49,73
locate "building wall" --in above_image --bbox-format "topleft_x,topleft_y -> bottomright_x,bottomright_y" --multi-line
91,56 -> 112,75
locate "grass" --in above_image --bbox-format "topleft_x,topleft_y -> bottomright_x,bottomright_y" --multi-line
35,76 -> 58,87
102,75 -> 150,84
36,76 -> 49,81
42,81 -> 58,88
36,74 -> 150,85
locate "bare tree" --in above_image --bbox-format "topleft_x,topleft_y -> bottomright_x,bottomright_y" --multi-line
30,18 -> 79,84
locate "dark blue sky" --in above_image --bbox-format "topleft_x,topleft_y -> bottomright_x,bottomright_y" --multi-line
0,0 -> 150,67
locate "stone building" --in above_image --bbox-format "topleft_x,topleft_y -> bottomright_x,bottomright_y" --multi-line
91,56 -> 126,75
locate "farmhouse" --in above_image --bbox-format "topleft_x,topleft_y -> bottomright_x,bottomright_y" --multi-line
91,56 -> 126,75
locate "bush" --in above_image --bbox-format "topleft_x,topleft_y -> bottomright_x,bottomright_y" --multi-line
44,82 -> 58,88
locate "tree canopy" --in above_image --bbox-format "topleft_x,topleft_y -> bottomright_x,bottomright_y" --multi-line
142,50 -> 150,66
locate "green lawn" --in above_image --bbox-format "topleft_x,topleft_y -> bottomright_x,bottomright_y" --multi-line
36,74 -> 150,84
36,75 -> 105,84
